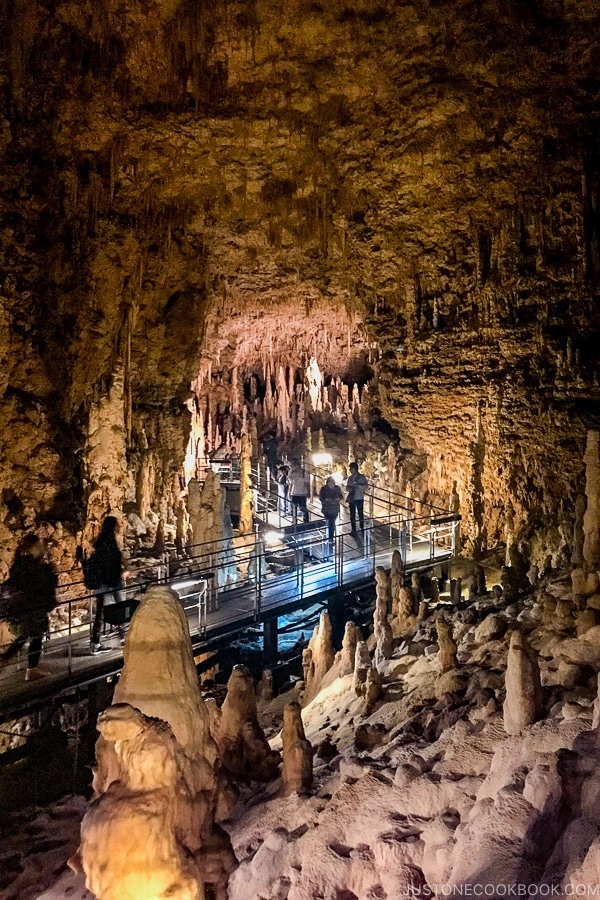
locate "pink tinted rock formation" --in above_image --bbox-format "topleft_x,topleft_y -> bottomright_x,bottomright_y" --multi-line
503,630 -> 543,735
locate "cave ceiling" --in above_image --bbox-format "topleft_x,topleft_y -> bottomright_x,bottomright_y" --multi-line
1,0 -> 600,561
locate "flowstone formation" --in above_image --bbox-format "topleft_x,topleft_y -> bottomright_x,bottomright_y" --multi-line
78,585 -> 236,899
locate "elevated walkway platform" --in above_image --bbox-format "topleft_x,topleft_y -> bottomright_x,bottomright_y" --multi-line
0,465 -> 460,724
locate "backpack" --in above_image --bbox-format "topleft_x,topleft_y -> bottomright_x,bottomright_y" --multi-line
82,550 -> 103,590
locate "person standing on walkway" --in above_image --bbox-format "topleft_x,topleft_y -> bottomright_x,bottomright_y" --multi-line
288,461 -> 310,524
0,534 -> 57,681
276,464 -> 290,516
319,476 -> 343,545
87,516 -> 126,654
346,462 -> 369,534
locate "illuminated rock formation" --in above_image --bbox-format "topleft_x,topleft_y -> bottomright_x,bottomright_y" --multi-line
338,621 -> 360,677
80,704 -> 205,900
281,701 -> 313,796
238,433 -> 253,536
212,665 -> 281,782
84,585 -> 236,898
302,612 -> 336,704
188,472 -> 237,588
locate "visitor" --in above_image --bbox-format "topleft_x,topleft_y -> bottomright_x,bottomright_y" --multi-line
276,464 -> 290,516
319,476 -> 343,545
346,462 -> 369,534
0,534 -> 58,682
86,516 -> 126,654
262,430 -> 279,487
288,462 -> 310,524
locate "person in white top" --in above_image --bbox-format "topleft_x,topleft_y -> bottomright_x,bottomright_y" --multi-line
288,463 -> 310,524
345,462 -> 368,534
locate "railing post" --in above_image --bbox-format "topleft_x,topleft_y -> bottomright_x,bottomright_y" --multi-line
339,533 -> 344,588
255,534 -> 263,621
371,520 -> 376,572
68,599 -> 72,676
430,517 -> 434,561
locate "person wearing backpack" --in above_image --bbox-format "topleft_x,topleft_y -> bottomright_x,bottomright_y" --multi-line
85,516 -> 126,654
0,534 -> 58,681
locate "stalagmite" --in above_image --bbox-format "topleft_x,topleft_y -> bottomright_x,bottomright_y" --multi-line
213,665 -> 281,782
374,566 -> 393,670
79,705 -> 206,900
583,430 -> 600,570
281,701 -> 313,795
430,576 -> 440,602
84,585 -> 236,900
353,640 -> 371,695
238,433 -> 253,536
338,620 -> 360,676
188,472 -> 237,588
364,666 -> 383,713
411,572 -> 422,604
390,549 -> 404,615
436,617 -> 457,673
303,612 -> 336,704
503,630 -> 543,735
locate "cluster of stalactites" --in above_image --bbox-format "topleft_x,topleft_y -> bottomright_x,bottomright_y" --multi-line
186,357 -> 368,477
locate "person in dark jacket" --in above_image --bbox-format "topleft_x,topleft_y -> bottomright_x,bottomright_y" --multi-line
319,476 -> 343,544
0,534 -> 57,681
90,516 -> 125,654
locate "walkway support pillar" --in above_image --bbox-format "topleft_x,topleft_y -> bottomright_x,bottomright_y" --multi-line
264,617 -> 279,662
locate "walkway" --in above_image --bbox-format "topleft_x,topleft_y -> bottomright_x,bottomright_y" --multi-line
0,465 -> 460,719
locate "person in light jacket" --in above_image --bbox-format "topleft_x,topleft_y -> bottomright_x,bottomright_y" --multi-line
345,462 -> 369,534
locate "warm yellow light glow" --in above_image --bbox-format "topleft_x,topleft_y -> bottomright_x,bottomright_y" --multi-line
331,471 -> 344,485
312,452 -> 333,467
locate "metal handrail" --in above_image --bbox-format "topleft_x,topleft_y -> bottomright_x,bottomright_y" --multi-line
0,475 -> 459,684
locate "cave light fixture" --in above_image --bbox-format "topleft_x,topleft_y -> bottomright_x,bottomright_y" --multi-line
265,530 -> 284,547
312,452 -> 333,467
